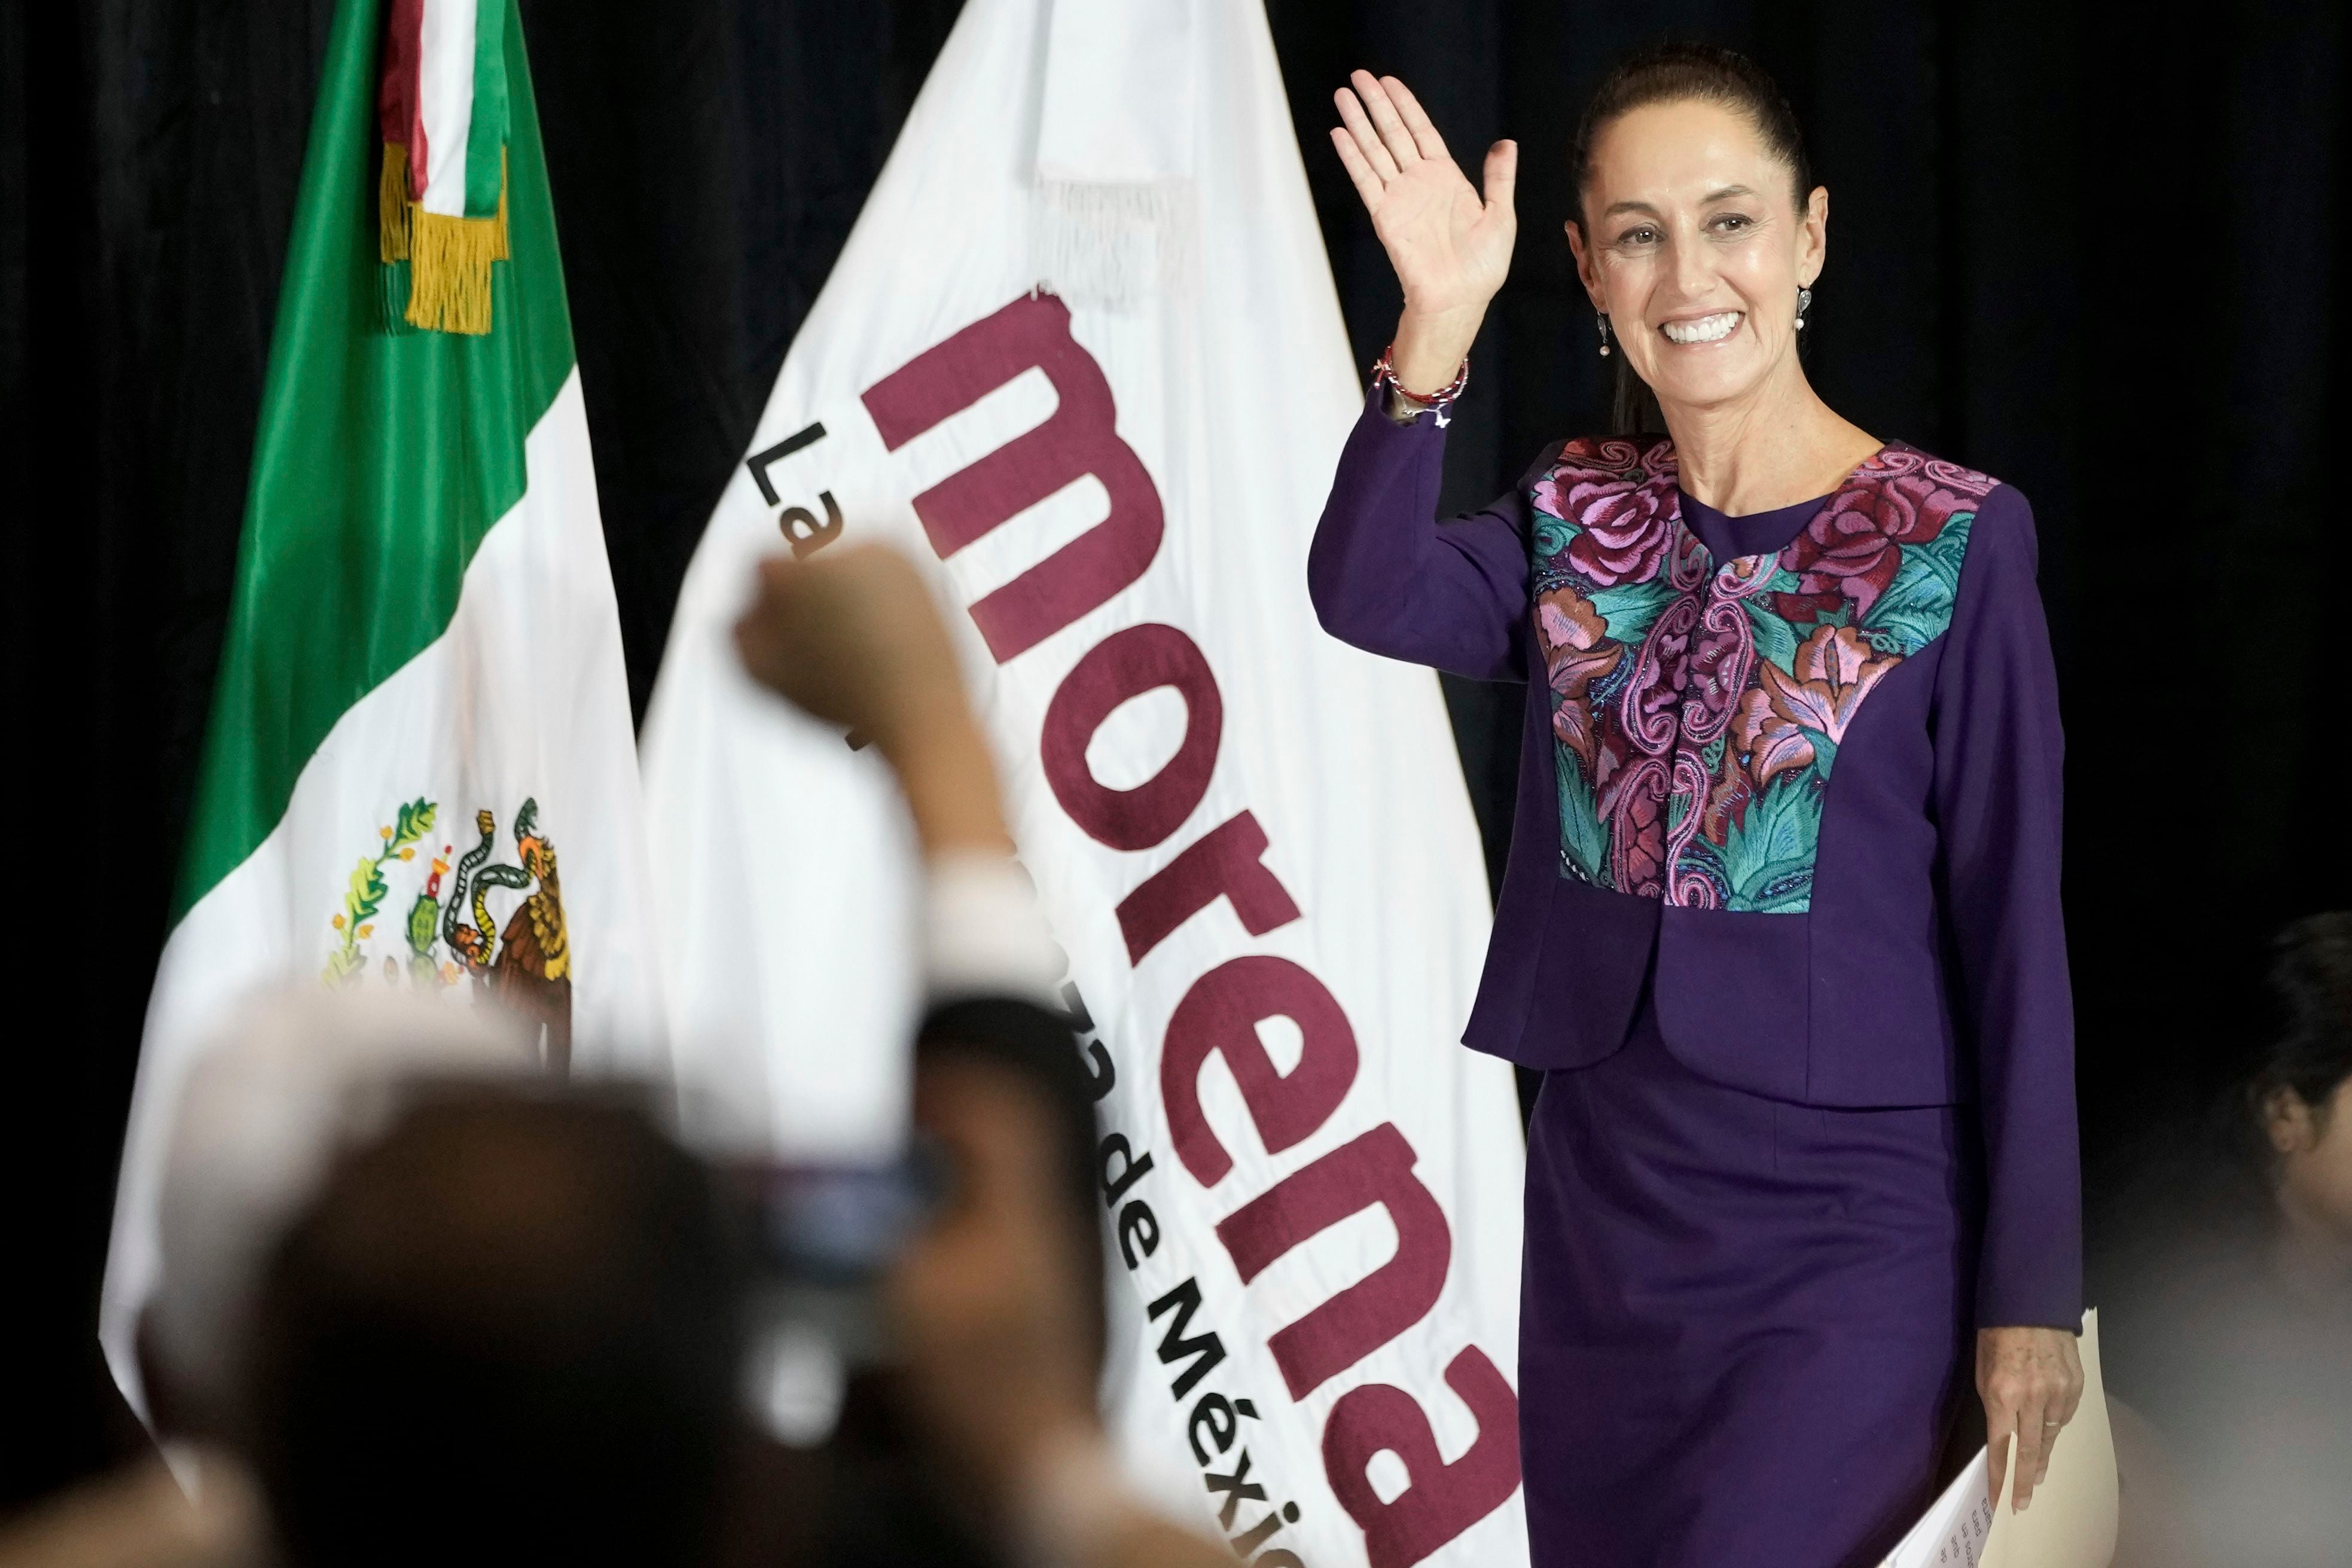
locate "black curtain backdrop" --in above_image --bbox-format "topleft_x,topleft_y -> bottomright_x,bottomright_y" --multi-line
8,0 -> 2343,1509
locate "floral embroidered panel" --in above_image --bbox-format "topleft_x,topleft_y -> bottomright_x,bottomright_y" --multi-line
1529,438 -> 1996,913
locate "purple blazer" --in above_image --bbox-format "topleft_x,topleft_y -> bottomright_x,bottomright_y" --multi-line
1308,387 -> 2082,1329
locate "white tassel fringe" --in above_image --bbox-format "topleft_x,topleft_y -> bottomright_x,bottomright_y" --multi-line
1031,179 -> 1196,313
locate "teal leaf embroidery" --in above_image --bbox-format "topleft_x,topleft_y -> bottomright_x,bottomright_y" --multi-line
1718,773 -> 1820,913
1585,576 -> 1677,648
1555,748 -> 1610,883
1529,438 -> 1994,914
1862,514 -> 1973,653
1743,594 -> 1799,675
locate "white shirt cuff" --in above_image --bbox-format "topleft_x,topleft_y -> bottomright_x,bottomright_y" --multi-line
923,852 -> 1064,1006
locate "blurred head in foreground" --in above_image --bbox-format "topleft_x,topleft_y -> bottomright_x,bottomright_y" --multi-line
139,985 -> 536,1442
245,1091 -> 743,1568
2253,911 -> 2352,1289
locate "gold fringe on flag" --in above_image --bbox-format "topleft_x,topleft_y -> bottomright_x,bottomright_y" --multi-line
379,142 -> 412,261
378,145 -> 510,336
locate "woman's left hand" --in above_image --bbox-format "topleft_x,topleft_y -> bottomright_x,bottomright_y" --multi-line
1976,1326 -> 2085,1512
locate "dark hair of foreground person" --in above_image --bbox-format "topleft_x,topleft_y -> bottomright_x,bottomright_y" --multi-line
246,1091 -> 744,1568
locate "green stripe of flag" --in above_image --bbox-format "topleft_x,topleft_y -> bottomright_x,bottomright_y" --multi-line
173,0 -> 573,923
463,0 -> 509,219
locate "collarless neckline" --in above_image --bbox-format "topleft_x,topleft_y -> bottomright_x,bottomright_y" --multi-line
1676,489 -> 1833,563
1671,443 -> 1899,562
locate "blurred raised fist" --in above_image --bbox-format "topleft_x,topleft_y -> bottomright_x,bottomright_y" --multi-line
733,543 -> 961,758
734,543 -> 1011,858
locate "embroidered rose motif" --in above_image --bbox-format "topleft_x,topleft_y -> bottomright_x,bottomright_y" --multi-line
1532,439 -> 1679,588
1734,624 -> 1901,786
1565,483 -> 1675,586
1775,468 -> 1974,621
1526,436 -> 1988,913
1530,437 -> 1649,523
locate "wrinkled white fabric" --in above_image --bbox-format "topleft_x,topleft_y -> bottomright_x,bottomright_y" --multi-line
1036,0 -> 1194,185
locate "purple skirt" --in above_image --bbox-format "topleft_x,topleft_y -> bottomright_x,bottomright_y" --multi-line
1520,1000 -> 1978,1568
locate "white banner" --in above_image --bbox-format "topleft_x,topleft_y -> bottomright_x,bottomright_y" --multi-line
640,2 -> 1529,1562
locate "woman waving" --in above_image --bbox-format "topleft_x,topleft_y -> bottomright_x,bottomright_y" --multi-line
1310,44 -> 2085,1568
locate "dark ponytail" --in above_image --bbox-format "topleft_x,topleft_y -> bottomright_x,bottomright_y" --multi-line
1569,42 -> 1813,436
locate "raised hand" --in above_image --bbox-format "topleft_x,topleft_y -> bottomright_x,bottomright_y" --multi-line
1330,71 -> 1517,391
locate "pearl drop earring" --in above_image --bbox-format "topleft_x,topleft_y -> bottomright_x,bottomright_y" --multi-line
1597,316 -> 1613,356
1796,286 -> 1813,329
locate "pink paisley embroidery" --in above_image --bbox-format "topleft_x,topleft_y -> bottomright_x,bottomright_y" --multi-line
1666,523 -> 1711,592
1529,436 -> 1990,911
1662,751 -> 1718,908
1624,595 -> 1700,756
1605,754 -> 1671,898
1680,597 -> 1755,745
1713,551 -> 1776,599
1921,456 -> 1997,493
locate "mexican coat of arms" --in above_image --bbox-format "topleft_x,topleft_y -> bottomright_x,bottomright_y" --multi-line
322,795 -> 572,1072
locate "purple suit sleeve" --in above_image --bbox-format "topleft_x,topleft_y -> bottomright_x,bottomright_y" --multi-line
1931,485 -> 2083,1331
1305,386 -> 1536,682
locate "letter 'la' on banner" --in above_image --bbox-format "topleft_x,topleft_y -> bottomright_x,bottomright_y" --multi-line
640,1 -> 1529,1561
100,0 -> 666,1407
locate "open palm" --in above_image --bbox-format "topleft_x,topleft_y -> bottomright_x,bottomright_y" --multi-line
1331,72 -> 1517,321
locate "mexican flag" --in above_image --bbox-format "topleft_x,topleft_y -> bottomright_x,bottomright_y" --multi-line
100,0 -> 665,1407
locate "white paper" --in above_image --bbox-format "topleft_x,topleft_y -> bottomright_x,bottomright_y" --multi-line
1884,1310 -> 2118,1568
1884,1450 -> 1996,1568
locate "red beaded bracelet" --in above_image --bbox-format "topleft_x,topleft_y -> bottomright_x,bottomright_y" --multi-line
1371,343 -> 1470,408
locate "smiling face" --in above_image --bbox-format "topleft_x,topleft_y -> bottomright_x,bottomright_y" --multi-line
1567,98 -> 1826,420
